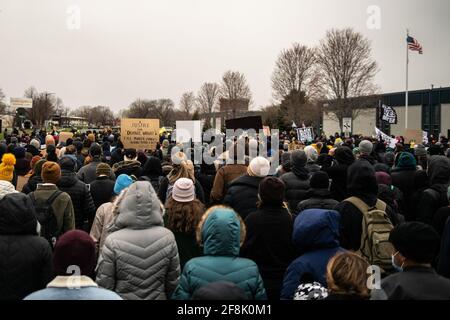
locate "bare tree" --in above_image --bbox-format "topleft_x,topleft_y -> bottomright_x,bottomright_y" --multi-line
0,88 -> 6,114
124,99 -> 156,119
123,98 -> 175,126
197,82 -> 220,124
272,43 -> 322,102
179,91 -> 196,119
317,28 -> 379,130
154,99 -> 175,126
219,71 -> 252,102
24,87 -> 56,126
71,105 -> 115,126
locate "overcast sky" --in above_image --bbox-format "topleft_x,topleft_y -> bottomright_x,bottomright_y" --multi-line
1,0 -> 449,112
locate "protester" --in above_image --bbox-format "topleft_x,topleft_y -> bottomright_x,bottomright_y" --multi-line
358,140 -> 377,165
139,156 -> 164,194
172,206 -> 266,300
391,152 -> 418,217
24,230 -> 121,300
0,153 -> 16,185
325,251 -> 370,300
22,159 -> 46,194
165,178 -> 204,268
224,156 -> 271,219
13,147 -> 30,176
192,281 -> 248,300
281,209 -> 343,299
96,181 -> 180,300
241,177 -> 296,300
29,161 -> 75,241
89,163 -> 115,210
57,156 -> 96,231
304,145 -> 320,173
112,148 -> 142,178
77,144 -> 115,184
297,171 -> 339,213
372,222 -> 450,300
280,150 -> 310,212
0,193 -> 52,300
432,186 -> 450,237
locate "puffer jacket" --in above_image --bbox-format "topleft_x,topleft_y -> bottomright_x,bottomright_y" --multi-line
417,156 -> 450,224
296,188 -> 339,214
57,170 -> 96,230
223,175 -> 264,220
171,207 -> 267,300
280,209 -> 344,300
96,181 -> 180,300
0,193 -> 53,300
281,151 -> 310,211
112,160 -> 142,178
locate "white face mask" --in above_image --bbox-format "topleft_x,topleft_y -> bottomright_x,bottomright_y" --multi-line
391,251 -> 403,272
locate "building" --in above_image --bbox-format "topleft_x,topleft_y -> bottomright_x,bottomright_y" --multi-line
322,86 -> 450,138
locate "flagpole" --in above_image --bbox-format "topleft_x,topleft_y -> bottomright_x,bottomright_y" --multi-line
405,29 -> 409,129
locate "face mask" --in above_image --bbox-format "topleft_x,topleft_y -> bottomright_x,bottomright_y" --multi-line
391,251 -> 403,272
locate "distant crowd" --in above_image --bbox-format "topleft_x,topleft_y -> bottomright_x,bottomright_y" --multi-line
0,126 -> 450,300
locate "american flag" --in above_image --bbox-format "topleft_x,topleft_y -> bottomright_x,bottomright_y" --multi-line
407,35 -> 423,54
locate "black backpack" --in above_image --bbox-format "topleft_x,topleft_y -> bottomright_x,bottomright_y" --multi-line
29,191 -> 63,248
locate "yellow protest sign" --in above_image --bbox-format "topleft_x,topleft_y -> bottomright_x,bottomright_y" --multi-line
121,118 -> 160,150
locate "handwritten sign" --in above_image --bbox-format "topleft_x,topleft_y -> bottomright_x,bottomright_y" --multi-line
121,118 -> 160,150
58,132 -> 73,143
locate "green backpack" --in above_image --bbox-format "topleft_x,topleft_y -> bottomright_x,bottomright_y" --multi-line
345,197 -> 394,273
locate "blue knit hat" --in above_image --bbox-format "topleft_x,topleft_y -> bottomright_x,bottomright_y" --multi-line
114,174 -> 134,195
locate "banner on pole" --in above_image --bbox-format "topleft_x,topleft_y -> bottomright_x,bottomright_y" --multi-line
375,127 -> 398,149
120,118 -> 160,150
296,127 -> 314,143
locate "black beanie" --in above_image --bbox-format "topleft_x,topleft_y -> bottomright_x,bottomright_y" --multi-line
389,222 -> 440,263
59,156 -> 76,172
259,176 -> 285,206
310,171 -> 330,189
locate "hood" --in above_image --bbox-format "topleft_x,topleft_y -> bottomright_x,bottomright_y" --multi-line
111,181 -> 163,231
307,188 -> 333,198
58,171 -> 78,188
25,144 -> 40,156
347,161 -> 378,201
113,160 -> 141,171
291,150 -> 309,178
0,193 -> 37,235
141,156 -> 163,177
395,152 -> 417,170
293,209 -> 340,253
201,207 -> 241,256
229,174 -> 262,189
428,155 -> 450,185
334,146 -> 355,166
0,180 -> 18,200
375,171 -> 392,186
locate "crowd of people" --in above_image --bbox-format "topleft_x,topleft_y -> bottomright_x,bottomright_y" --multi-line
1,126 -> 450,300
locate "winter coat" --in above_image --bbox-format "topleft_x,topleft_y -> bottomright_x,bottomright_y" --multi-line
15,158 -> 30,176
280,209 -> 344,300
139,156 -> 164,194
29,184 -> 75,236
196,164 -> 216,205
158,176 -> 205,205
77,159 -> 115,184
334,161 -> 398,251
89,202 -> 116,255
112,160 -> 142,178
321,147 -> 354,202
417,156 -> 450,224
433,206 -> 450,237
171,207 -> 267,300
0,193 -> 53,300
281,152 -> 310,211
210,164 -> 247,203
372,266 -> 450,300
24,276 -> 122,300
358,154 -> 377,165
96,181 -> 180,300
22,175 -> 43,194
89,176 -> 115,210
438,217 -> 450,278
223,175 -> 264,220
57,170 -> 96,230
241,205 -> 297,300
391,168 -> 417,217
297,188 -> 339,214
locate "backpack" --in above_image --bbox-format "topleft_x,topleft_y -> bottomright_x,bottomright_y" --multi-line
345,196 -> 394,273
29,191 -> 63,249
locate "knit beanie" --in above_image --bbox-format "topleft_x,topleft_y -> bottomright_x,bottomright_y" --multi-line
375,171 -> 392,186
13,147 -> 26,159
0,153 -> 16,182
310,171 -> 330,189
58,156 -> 76,172
358,140 -> 373,155
87,133 -> 95,142
258,176 -> 285,206
172,178 -> 195,202
414,144 -> 427,157
247,156 -> 271,177
53,230 -> 96,277
30,155 -> 42,170
389,222 -> 440,263
31,139 -> 41,150
114,174 -> 134,195
41,161 -> 61,184
89,143 -> 102,158
395,152 -> 417,169
96,163 -> 112,177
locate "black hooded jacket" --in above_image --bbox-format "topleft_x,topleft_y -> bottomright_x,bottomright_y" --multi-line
417,156 -> 450,224
334,161 -> 399,251
224,175 -> 264,220
322,146 -> 355,202
281,151 -> 310,211
0,193 -> 52,300
57,170 -> 96,230
138,156 -> 164,194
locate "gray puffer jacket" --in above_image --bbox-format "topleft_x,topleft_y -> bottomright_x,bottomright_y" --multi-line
96,181 -> 180,300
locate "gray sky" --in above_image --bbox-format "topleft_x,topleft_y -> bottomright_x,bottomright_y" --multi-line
1,0 -> 449,112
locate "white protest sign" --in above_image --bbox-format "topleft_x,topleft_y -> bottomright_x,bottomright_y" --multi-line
175,120 -> 202,143
10,97 -> 33,109
375,127 -> 398,149
296,127 -> 314,143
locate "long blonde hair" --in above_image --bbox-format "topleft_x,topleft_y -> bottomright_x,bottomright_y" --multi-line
168,152 -> 195,184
